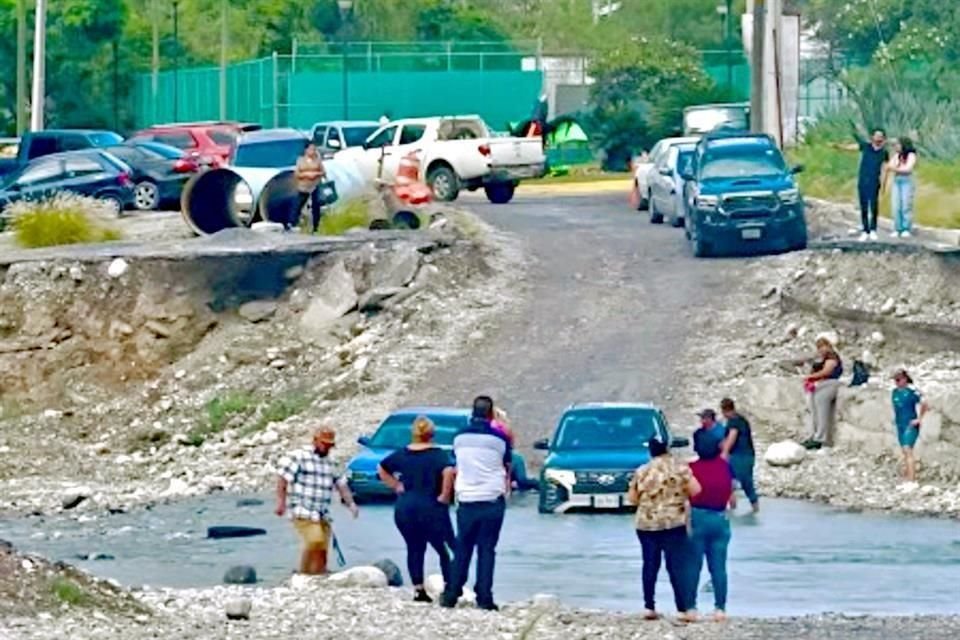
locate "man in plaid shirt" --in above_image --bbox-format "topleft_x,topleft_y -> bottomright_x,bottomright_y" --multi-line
276,426 -> 359,575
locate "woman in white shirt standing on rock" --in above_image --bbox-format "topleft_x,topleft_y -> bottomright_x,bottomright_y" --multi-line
888,137 -> 918,238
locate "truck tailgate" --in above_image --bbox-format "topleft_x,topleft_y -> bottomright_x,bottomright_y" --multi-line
488,137 -> 545,169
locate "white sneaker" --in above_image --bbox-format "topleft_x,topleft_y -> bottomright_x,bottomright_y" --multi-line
889,231 -> 899,238
858,232 -> 869,242
900,230 -> 912,238
869,231 -> 878,240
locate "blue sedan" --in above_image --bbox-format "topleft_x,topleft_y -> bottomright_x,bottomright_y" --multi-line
345,407 -> 536,501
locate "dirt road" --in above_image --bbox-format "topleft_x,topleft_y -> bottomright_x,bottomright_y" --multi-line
403,191 -> 741,443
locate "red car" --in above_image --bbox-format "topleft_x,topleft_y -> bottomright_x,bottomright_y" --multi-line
129,121 -> 261,168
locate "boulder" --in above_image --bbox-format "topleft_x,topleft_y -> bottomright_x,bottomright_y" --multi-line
223,565 -> 258,585
107,258 -> 129,279
299,261 -> 359,336
327,565 -> 388,588
370,245 -> 420,289
61,492 -> 89,511
225,597 -> 252,621
764,440 -> 806,467
238,301 -> 278,323
372,558 -> 403,587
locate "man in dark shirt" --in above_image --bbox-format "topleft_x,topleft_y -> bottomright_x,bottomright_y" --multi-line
719,398 -> 759,513
854,127 -> 888,241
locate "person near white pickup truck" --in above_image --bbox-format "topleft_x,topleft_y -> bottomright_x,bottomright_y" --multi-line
334,115 -> 546,204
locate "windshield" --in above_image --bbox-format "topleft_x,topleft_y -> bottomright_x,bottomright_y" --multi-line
701,148 -> 786,180
343,126 -> 379,147
685,107 -> 749,135
369,413 -> 468,449
553,408 -> 662,450
678,150 -> 695,175
89,132 -> 124,147
233,139 -> 306,168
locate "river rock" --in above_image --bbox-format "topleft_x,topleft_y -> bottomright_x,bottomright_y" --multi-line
225,597 -> 252,620
372,559 -> 403,587
299,261 -> 359,336
107,258 -> 129,279
764,440 -> 806,467
370,245 -> 420,289
223,565 -> 258,585
327,565 -> 388,588
61,492 -> 89,510
238,301 -> 278,323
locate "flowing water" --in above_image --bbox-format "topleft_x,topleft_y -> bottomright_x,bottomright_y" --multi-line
1,494 -> 958,617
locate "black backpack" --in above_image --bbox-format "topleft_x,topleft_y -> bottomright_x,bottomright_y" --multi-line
850,360 -> 870,387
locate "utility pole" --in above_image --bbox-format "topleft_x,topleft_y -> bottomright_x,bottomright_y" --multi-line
749,0 -> 765,133
16,0 -> 27,135
172,0 -> 180,121
725,0 -> 733,92
152,5 -> 160,124
219,0 -> 229,121
30,0 -> 47,131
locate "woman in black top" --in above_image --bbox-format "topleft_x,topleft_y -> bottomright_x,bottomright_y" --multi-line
378,416 -> 455,602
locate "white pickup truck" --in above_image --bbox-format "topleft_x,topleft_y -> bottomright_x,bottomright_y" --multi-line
333,115 -> 546,204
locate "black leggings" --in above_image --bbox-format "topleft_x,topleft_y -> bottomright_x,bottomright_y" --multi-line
858,181 -> 881,232
636,526 -> 693,613
288,190 -> 322,231
394,497 -> 453,587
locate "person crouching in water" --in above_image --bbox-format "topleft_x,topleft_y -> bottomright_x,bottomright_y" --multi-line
688,429 -> 736,622
628,437 -> 702,622
275,426 -> 359,575
377,416 -> 456,602
891,369 -> 928,482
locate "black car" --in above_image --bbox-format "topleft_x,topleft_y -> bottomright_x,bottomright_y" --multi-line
681,133 -> 807,257
0,129 -> 124,180
105,142 -> 200,210
0,150 -> 135,214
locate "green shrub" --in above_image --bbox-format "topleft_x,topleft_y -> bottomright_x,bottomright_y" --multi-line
206,391 -> 256,432
51,578 -> 90,606
9,193 -> 122,248
317,199 -> 371,235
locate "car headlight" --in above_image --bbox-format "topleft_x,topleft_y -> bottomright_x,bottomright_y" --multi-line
778,188 -> 801,205
695,194 -> 719,210
544,468 -> 576,487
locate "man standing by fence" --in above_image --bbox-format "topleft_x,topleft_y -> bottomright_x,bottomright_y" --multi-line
440,395 -> 512,612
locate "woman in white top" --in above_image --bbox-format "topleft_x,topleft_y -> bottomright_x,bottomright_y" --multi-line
888,137 -> 918,238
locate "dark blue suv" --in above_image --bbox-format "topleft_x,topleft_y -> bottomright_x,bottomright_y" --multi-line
681,133 -> 807,257
534,403 -> 688,514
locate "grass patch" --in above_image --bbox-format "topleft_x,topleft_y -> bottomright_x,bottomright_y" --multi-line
788,144 -> 960,229
9,193 -> 122,248
317,198 -> 370,235
187,390 -> 311,445
239,391 -> 312,437
51,578 -> 90,606
535,164 -> 631,184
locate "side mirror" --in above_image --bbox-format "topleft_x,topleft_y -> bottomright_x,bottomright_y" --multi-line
357,435 -> 372,448
533,438 -> 550,451
327,139 -> 342,149
669,436 -> 690,449
791,164 -> 805,174
659,167 -> 672,176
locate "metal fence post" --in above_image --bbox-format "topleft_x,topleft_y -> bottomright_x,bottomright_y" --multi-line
272,51 -> 279,127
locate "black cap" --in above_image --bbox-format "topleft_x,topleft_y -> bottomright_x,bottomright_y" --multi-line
697,408 -> 716,420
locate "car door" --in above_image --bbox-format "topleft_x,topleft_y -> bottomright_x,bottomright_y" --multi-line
61,154 -> 114,197
650,148 -> 674,213
359,125 -> 399,180
10,157 -> 67,202
382,124 -> 427,182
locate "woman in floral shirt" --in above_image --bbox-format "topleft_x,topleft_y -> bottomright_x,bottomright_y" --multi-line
628,438 -> 702,622
891,369 -> 928,482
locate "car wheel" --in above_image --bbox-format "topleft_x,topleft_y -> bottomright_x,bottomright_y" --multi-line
484,181 -> 516,204
98,193 -> 125,216
670,211 -> 684,228
133,181 -> 159,211
649,197 -> 664,224
635,181 -> 648,211
537,485 -> 556,514
427,165 -> 460,202
692,229 -> 711,257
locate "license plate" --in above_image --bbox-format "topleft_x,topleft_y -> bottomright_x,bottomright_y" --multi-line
741,228 -> 762,240
593,494 -> 620,509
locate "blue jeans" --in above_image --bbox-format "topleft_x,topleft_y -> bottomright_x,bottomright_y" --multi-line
891,175 -> 914,233
442,497 -> 506,607
689,508 -> 731,611
729,454 -> 758,505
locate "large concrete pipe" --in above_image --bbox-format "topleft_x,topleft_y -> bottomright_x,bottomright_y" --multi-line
180,157 -> 371,236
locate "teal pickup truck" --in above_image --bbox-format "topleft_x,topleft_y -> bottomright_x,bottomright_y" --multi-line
534,403 -> 689,514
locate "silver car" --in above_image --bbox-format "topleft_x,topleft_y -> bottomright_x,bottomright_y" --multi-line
648,143 -> 696,227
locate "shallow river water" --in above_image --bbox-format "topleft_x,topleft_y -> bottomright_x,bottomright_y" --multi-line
1,494 -> 958,617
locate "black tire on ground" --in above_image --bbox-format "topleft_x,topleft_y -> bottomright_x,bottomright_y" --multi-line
649,198 -> 664,224
634,181 -> 648,211
669,212 -> 684,228
207,526 -> 267,540
537,484 -> 560,514
484,182 -> 516,204
427,165 -> 460,202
